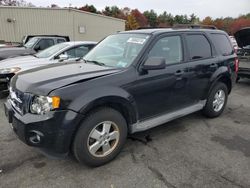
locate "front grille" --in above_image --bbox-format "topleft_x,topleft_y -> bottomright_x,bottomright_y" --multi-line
9,88 -> 28,115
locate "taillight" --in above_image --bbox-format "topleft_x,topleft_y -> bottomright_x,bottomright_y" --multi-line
234,58 -> 239,72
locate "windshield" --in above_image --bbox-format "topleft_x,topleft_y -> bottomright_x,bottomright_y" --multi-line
24,37 -> 39,48
84,33 -> 150,68
36,42 -> 70,58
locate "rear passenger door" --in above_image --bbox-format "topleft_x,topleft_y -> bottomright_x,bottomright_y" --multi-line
183,33 -> 218,102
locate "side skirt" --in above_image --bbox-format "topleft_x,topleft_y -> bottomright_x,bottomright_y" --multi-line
130,100 -> 206,134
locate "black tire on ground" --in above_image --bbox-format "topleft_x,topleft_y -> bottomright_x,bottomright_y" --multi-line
203,82 -> 228,118
73,107 -> 127,167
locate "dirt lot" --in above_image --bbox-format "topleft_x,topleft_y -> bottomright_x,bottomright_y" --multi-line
0,80 -> 250,188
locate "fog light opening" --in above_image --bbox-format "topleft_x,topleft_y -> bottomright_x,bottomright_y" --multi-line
29,130 -> 44,144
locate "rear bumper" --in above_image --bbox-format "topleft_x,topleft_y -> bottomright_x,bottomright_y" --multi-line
4,100 -> 84,155
238,67 -> 250,79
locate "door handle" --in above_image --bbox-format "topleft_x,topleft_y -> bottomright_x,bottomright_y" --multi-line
175,70 -> 184,76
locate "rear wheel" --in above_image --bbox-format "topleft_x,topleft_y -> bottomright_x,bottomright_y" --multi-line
73,107 -> 127,167
203,82 -> 228,118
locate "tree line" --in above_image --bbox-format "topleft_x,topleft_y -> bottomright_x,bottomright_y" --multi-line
1,1 -> 250,34
80,5 -> 250,34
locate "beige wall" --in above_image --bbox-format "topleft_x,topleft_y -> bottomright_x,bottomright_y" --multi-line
0,7 -> 125,42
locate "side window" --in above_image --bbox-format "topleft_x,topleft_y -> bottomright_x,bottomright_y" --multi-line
210,34 -> 233,56
148,36 -> 183,64
57,38 -> 66,43
35,39 -> 54,51
64,45 -> 90,58
186,34 -> 212,60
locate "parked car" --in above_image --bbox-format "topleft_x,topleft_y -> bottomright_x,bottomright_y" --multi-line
0,41 -> 96,96
234,28 -> 250,80
21,35 -> 70,46
4,28 -> 238,167
0,36 -> 70,61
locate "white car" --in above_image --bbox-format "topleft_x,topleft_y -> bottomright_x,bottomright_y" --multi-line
0,41 -> 96,95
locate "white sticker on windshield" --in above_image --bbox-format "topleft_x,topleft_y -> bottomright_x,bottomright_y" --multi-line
127,38 -> 146,44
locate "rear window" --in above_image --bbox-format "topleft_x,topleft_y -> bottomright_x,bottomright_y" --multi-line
186,34 -> 212,60
211,34 -> 233,56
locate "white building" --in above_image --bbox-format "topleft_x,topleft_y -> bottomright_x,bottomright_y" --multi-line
0,6 -> 125,42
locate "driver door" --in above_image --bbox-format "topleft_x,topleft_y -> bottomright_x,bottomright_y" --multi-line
131,35 -> 195,120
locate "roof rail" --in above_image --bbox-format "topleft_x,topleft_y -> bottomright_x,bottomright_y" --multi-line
173,24 -> 217,30
137,26 -> 171,30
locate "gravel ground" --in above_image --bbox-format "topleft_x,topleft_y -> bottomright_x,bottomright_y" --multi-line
0,79 -> 250,188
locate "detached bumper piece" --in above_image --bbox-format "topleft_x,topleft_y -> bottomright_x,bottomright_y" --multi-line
4,100 -> 84,155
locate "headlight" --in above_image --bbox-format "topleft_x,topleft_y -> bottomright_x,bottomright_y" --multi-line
30,95 -> 60,115
0,67 -> 21,74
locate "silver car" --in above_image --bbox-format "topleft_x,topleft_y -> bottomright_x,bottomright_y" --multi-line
0,41 -> 96,96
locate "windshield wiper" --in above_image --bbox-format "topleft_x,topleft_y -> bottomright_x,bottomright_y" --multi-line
84,59 -> 105,66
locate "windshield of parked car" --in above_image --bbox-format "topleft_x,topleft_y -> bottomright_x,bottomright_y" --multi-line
84,33 -> 150,68
36,42 -> 70,58
24,37 -> 39,48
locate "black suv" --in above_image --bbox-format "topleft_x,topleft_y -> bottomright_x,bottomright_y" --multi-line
4,28 -> 238,166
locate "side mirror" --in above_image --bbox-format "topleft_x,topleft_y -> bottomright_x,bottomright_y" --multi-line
58,54 -> 69,61
142,57 -> 166,70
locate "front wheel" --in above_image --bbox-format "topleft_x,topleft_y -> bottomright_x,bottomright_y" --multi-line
203,82 -> 228,118
73,107 -> 127,167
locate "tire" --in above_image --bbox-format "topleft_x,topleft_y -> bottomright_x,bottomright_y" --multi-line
73,107 -> 127,167
203,82 -> 228,118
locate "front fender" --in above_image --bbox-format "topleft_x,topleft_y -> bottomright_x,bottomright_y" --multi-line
68,86 -> 138,123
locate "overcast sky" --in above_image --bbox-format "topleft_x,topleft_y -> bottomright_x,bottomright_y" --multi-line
31,0 -> 250,19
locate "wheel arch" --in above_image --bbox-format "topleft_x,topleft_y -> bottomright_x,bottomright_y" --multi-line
207,71 -> 232,99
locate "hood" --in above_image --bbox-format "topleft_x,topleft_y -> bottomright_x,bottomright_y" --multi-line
12,62 -> 121,95
0,55 -> 50,71
234,28 -> 250,48
0,47 -> 35,60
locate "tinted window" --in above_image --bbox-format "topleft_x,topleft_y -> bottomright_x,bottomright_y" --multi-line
64,45 -> 90,58
211,34 -> 233,55
148,36 -> 183,64
186,35 -> 211,60
57,38 -> 66,43
35,39 -> 54,51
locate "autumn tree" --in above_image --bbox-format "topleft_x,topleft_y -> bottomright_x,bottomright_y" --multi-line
201,16 -> 213,25
230,18 -> 250,34
126,14 -> 139,30
131,9 -> 148,28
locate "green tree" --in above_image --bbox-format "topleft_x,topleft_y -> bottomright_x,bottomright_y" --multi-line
189,13 -> 199,24
158,11 -> 174,26
102,6 -> 121,18
79,4 -> 98,14
143,10 -> 158,27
